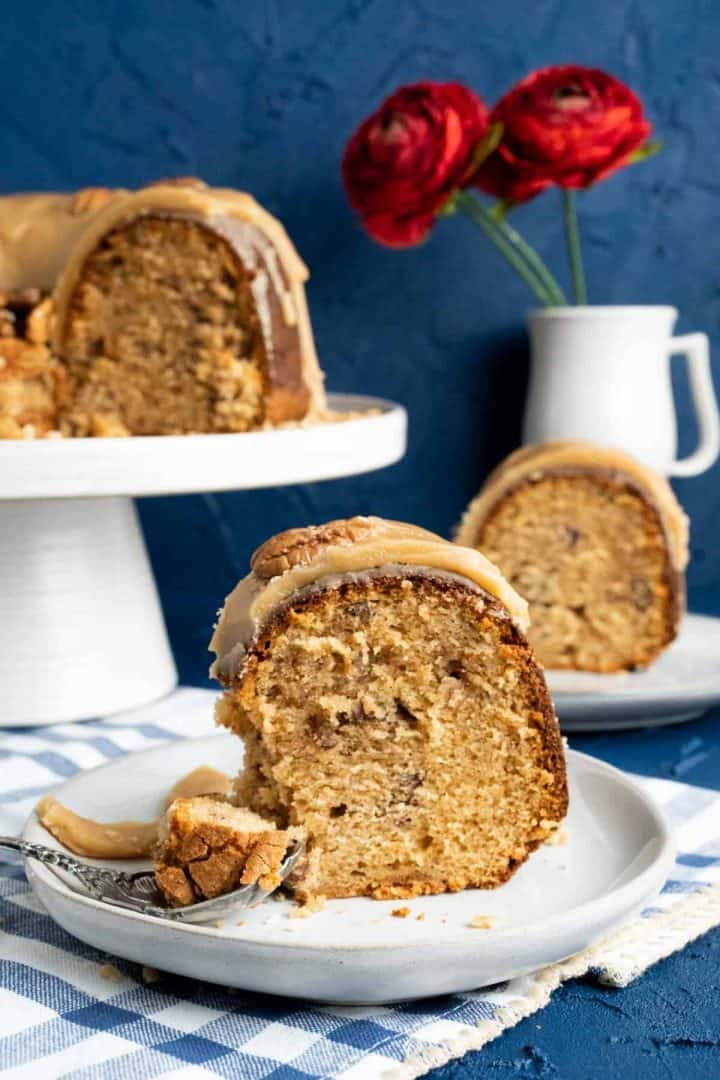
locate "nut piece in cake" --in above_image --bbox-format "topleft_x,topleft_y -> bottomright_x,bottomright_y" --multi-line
154,796 -> 299,908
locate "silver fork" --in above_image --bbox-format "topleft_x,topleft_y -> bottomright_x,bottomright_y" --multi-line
0,836 -> 305,924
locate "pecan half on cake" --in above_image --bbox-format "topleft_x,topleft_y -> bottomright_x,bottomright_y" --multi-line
0,180 -> 325,436
457,441 -> 689,673
209,516 -> 568,904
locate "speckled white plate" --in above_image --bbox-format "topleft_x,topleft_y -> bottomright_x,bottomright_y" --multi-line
547,614 -> 720,732
23,735 -> 673,1003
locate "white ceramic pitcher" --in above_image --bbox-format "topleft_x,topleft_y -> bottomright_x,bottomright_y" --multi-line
522,306 -> 720,476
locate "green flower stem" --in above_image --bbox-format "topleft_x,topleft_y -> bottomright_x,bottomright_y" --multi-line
488,205 -> 567,305
455,192 -> 566,307
562,189 -> 587,305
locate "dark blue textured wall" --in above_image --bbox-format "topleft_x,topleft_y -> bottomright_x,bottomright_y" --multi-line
3,0 -> 719,684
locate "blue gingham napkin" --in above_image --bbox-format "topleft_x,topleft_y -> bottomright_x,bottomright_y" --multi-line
0,688 -> 718,1080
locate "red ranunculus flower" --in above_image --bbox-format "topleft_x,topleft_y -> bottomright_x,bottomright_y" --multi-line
342,81 -> 489,247
476,65 -> 652,204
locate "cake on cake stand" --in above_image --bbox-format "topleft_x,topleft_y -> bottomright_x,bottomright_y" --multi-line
0,393 -> 406,727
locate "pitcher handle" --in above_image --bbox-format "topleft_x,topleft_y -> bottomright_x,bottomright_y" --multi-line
668,333 -> 720,477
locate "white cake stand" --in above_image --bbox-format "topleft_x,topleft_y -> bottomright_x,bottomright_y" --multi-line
0,393 -> 406,727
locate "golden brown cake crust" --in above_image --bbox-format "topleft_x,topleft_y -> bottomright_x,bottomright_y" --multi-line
154,797 -> 292,908
218,570 -> 568,902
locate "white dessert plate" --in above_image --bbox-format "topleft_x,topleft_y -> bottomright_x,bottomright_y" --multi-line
23,734 -> 673,1004
547,613 -> 720,732
0,393 -> 406,498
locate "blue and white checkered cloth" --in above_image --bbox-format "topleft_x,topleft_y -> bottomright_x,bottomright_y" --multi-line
1,688 -> 719,1080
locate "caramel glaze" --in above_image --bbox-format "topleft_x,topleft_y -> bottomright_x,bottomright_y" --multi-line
209,516 -> 531,684
35,766 -> 231,860
0,182 -> 326,421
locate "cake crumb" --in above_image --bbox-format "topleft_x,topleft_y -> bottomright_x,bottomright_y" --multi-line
98,963 -> 123,982
468,914 -> 496,930
142,966 -> 162,985
416,912 -> 426,921
154,797 -> 295,908
546,826 -> 570,846
546,825 -> 569,842
289,895 -> 327,919
392,906 -> 411,919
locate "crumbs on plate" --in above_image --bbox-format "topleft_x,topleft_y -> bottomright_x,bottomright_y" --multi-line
289,895 -> 327,919
468,914 -> 497,930
98,963 -> 124,983
546,826 -> 570,847
391,906 -> 411,919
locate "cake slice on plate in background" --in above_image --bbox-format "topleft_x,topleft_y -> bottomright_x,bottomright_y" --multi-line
457,442 -> 689,673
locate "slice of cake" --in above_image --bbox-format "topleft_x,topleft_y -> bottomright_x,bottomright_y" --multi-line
210,516 -> 568,902
0,180 -> 325,436
154,796 -> 298,908
457,442 -> 689,672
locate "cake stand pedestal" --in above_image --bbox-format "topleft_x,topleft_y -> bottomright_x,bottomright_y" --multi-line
0,394 -> 406,727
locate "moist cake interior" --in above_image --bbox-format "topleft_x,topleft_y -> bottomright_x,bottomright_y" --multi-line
476,473 -> 679,672
217,571 -> 567,902
60,215 -> 266,435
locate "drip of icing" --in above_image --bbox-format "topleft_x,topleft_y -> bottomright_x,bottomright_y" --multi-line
35,766 -> 232,860
456,441 -> 690,572
209,517 -> 530,682
35,796 -> 158,860
0,187 -> 308,293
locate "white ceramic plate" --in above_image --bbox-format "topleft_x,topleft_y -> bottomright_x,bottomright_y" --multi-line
0,393 -> 406,498
24,735 -> 673,1004
548,614 -> 720,732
